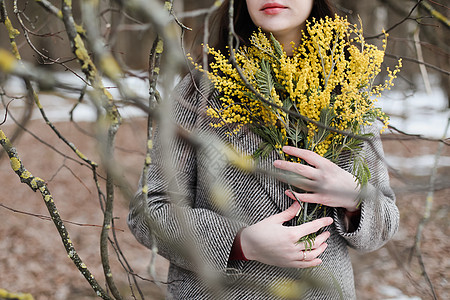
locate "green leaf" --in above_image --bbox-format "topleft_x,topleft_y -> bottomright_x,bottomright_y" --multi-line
269,33 -> 284,59
353,154 -> 371,187
314,107 -> 336,143
251,124 -> 285,158
344,134 -> 373,188
253,141 -> 275,159
282,96 -> 293,111
255,59 -> 275,97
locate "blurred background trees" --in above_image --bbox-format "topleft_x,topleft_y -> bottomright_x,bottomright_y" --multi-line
1,0 -> 448,101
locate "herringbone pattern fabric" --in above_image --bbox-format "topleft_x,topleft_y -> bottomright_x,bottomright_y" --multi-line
128,74 -> 399,299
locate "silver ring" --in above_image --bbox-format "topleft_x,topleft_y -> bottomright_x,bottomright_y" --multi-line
301,251 -> 307,261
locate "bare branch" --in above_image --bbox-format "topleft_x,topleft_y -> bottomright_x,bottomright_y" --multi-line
0,129 -> 111,299
366,0 -> 423,39
419,0 -> 450,28
385,53 -> 450,76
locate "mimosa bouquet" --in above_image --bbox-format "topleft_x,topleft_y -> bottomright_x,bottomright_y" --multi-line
193,15 -> 401,244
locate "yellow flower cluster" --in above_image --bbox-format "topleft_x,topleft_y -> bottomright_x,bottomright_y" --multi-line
197,15 -> 401,162
202,44 -> 285,135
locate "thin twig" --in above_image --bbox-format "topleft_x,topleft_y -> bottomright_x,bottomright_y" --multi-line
202,1 -> 223,70
0,98 -> 16,125
419,0 -> 450,28
100,127 -> 123,300
385,53 -> 450,76
386,124 -> 450,145
0,1 -> 34,161
365,0 -> 423,39
0,97 -> 96,170
0,203 -> 124,232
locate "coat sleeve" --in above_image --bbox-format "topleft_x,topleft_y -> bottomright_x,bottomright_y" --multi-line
333,123 -> 400,252
127,75 -> 246,273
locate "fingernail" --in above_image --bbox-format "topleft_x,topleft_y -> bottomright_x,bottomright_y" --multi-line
273,160 -> 281,167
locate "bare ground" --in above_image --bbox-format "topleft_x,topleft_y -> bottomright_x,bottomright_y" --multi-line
0,118 -> 448,300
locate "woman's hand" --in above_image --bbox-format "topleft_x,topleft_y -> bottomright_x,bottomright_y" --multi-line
273,146 -> 360,212
240,202 -> 333,268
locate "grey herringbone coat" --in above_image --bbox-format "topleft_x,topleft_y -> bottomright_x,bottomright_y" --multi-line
128,74 -> 399,299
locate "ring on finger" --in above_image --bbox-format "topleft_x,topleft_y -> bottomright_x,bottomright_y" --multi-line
300,250 -> 307,261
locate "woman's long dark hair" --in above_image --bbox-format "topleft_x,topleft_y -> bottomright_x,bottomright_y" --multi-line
209,0 -> 335,56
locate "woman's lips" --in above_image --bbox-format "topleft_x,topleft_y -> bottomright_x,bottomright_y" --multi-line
261,3 -> 287,15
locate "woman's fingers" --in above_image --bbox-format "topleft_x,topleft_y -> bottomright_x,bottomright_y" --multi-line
273,159 -> 318,181
281,146 -> 328,169
294,217 -> 333,238
275,172 -> 317,192
283,232 -> 330,268
239,209 -> 332,269
313,231 -> 331,248
269,201 -> 301,224
285,189 -> 320,204
295,231 -> 330,251
272,148 -> 325,191
299,242 -> 328,261
285,183 -> 359,210
285,217 -> 333,247
293,258 -> 323,268
292,243 -> 328,268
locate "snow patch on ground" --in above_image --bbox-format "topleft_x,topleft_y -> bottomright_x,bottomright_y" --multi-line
379,285 -> 422,300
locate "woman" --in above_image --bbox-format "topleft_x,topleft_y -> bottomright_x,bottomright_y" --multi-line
128,0 -> 399,299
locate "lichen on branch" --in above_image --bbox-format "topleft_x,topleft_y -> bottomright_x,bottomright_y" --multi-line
0,129 -> 111,300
